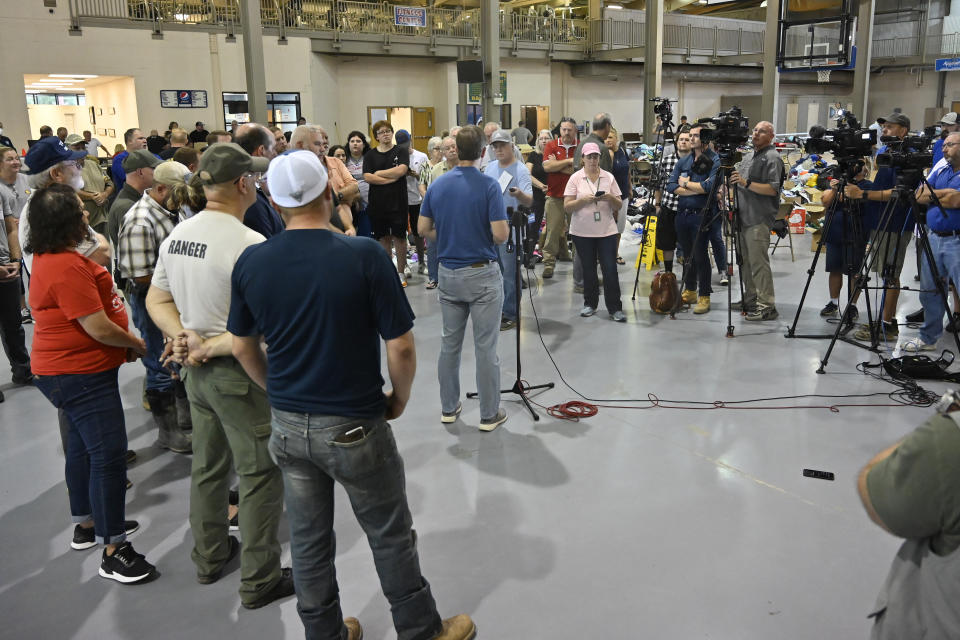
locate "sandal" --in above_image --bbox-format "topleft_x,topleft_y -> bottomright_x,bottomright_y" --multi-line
616,255 -> 625,265
425,280 -> 438,289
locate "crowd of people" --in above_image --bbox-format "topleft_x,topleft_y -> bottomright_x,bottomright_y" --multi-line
2,105 -> 960,640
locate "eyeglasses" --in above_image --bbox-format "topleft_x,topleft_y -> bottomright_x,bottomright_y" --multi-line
945,142 -> 960,148
234,171 -> 261,185
376,129 -> 393,136
74,159 -> 85,169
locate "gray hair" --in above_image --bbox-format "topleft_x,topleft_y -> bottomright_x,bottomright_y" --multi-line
289,125 -> 323,150
592,112 -> 612,132
427,136 -> 443,154
29,164 -> 67,190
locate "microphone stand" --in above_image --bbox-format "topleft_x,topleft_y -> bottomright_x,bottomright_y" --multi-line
467,206 -> 554,420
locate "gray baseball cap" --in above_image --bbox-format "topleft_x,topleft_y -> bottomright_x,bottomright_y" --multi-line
122,149 -> 162,172
489,129 -> 512,145
883,112 -> 910,129
196,142 -> 269,185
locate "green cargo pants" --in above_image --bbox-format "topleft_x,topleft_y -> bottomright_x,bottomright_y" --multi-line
182,356 -> 283,604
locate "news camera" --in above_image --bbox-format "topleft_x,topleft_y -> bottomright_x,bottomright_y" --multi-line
697,106 -> 750,165
875,126 -> 937,178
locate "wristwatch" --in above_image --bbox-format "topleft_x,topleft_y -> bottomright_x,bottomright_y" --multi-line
745,180 -> 752,189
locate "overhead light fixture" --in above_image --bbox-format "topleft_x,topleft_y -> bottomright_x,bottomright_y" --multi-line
49,74 -> 98,78
25,89 -> 48,93
608,2 -> 623,7
41,79 -> 81,83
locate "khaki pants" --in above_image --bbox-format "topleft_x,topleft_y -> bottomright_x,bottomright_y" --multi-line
542,196 -> 571,266
738,222 -> 776,311
183,357 -> 284,604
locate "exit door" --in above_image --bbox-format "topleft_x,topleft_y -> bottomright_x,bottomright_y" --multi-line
412,108 -> 435,154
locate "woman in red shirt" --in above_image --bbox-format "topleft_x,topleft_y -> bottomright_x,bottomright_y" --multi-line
27,184 -> 157,585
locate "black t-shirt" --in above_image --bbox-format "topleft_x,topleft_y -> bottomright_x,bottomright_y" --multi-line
228,229 -> 415,417
159,147 -> 178,160
363,146 -> 409,215
188,129 -> 209,144
527,151 -> 547,205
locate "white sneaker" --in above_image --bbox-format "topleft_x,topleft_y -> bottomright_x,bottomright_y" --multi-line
418,262 -> 427,274
403,265 -> 412,277
398,273 -> 407,288
901,337 -> 936,353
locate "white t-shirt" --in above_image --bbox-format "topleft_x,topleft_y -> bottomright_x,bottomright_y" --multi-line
406,148 -> 428,205
151,210 -> 264,338
85,138 -> 102,156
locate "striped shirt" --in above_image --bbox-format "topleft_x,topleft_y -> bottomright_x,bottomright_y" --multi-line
118,191 -> 178,280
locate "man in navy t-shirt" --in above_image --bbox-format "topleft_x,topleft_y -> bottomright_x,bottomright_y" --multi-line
229,150 -> 476,640
418,125 -> 511,432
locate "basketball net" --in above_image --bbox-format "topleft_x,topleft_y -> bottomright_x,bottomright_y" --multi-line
817,69 -> 832,83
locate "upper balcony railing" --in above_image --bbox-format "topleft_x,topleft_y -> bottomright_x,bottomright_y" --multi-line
68,3 -> 952,64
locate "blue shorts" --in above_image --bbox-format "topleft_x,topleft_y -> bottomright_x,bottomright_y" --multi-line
825,239 -> 866,274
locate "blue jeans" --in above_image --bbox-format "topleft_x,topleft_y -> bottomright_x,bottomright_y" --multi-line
676,209 -> 713,296
497,242 -> 517,321
127,286 -> 172,392
919,233 -> 960,344
709,217 -> 728,272
354,205 -> 373,239
35,367 -> 129,545
572,234 -> 622,312
437,262 -> 503,420
269,410 -> 442,640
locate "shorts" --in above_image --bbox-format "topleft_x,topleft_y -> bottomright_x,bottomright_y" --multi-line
370,209 -> 408,240
869,230 -> 911,278
825,239 -> 866,274
408,204 -> 421,238
655,207 -> 678,251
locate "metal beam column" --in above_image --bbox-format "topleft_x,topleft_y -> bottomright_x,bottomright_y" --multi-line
643,0 -> 663,143
481,0 -> 500,124
240,0 -> 268,124
851,0 -> 875,120
760,0 -> 780,127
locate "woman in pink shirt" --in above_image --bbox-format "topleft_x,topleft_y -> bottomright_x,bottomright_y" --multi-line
563,142 -> 625,322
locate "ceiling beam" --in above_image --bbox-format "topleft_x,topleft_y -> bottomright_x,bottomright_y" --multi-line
664,0 -> 702,11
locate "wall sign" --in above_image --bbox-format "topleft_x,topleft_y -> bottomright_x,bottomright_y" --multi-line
936,57 -> 960,71
394,6 -> 426,27
161,90 -> 208,108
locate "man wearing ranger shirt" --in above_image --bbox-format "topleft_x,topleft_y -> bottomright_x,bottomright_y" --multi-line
145,143 -> 293,610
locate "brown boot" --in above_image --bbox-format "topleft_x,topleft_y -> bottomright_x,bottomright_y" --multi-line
148,389 -> 192,454
344,617 -> 363,640
693,296 -> 711,314
681,289 -> 697,305
432,614 -> 477,640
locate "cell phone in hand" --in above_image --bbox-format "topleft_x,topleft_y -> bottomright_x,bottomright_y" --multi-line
595,191 -> 605,198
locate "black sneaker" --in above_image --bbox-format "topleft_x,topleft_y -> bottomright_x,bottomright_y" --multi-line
947,313 -> 960,334
125,449 -> 137,465
11,373 -> 34,385
72,520 -> 140,550
500,318 -> 517,331
820,301 -> 839,317
197,535 -> 241,584
229,489 -> 239,506
20,308 -> 32,324
99,541 -> 156,584
905,308 -> 924,323
241,567 -> 295,609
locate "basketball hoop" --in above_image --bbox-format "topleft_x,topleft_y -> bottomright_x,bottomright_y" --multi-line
817,69 -> 832,83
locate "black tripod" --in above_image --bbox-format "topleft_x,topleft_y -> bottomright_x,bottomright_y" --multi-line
672,154 -> 747,336
785,163 -> 873,341
632,112 -> 676,301
816,173 -> 960,372
467,207 -> 554,420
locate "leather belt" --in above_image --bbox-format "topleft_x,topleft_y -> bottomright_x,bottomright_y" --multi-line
470,261 -> 494,268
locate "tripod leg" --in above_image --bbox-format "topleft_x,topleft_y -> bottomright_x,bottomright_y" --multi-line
786,194 -> 843,337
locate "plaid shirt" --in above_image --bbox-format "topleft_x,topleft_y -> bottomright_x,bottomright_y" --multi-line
118,191 -> 178,280
658,152 -> 680,211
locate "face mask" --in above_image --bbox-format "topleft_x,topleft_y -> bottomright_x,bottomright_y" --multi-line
70,174 -> 85,192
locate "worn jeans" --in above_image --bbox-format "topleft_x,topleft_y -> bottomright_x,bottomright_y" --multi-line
438,262 -> 503,420
126,285 -> 173,392
709,217 -> 728,273
572,234 -> 622,313
920,233 -> 960,344
676,208 -> 713,296
738,222 -> 776,311
426,239 -> 439,283
35,367 -> 128,545
269,410 -> 442,640
497,241 -> 518,321
542,196 -> 571,267
0,277 -> 30,379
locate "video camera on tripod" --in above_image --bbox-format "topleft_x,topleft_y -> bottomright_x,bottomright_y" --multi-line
803,110 -> 876,183
876,126 -> 937,182
650,96 -> 676,130
697,106 -> 750,167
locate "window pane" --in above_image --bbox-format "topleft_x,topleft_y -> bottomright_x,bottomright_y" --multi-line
274,104 -> 298,123
58,95 -> 78,106
271,93 -> 299,102
223,92 -> 248,101
36,94 -> 57,105
78,94 -> 86,105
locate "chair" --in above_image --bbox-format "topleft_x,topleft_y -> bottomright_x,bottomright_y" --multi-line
769,201 -> 795,261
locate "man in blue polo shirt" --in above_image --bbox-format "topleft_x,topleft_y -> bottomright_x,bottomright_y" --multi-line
902,131 -> 960,351
418,125 -> 510,431
667,124 -> 719,314
111,128 -> 149,192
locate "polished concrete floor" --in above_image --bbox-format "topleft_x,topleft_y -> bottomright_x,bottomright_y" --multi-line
0,234 -> 948,639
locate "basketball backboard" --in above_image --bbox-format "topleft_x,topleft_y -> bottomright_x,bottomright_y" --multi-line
777,0 -> 856,71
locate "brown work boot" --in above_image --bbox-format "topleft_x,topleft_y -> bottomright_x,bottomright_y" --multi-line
344,617 -> 363,640
681,289 -> 697,305
693,296 -> 711,314
542,265 -> 555,279
433,614 -> 476,640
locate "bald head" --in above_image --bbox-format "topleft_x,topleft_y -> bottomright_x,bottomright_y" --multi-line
752,121 -> 775,149
944,131 -> 960,167
235,123 -> 276,159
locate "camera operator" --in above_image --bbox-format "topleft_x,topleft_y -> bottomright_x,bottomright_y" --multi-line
901,131 -> 960,352
844,113 -> 916,343
858,391 -> 960,639
932,112 -> 959,165
819,161 -> 875,322
655,130 -> 691,274
729,121 -> 782,321
667,124 -> 719,314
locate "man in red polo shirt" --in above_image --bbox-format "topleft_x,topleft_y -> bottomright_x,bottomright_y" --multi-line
541,117 -> 578,278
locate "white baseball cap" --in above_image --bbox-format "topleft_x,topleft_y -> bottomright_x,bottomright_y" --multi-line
941,112 -> 959,125
266,150 -> 329,208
